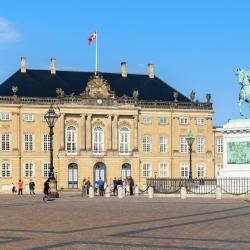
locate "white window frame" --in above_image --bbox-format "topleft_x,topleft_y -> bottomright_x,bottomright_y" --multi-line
43,134 -> 51,151
159,136 -> 168,153
180,136 -> 188,153
0,133 -> 11,151
24,163 -> 35,178
42,163 -> 50,178
119,127 -> 130,154
197,137 -> 205,153
142,163 -> 151,177
197,163 -> 206,178
159,163 -> 168,177
180,163 -> 189,178
216,137 -> 223,153
159,117 -> 168,125
142,136 -> 151,152
93,126 -> 104,155
23,114 -> 34,122
24,134 -> 34,152
1,162 -> 11,177
196,118 -> 205,126
0,113 -> 11,121
179,117 -> 189,125
66,126 -> 77,154
142,117 -> 152,124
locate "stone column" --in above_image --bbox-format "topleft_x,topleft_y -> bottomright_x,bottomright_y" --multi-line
60,113 -> 65,150
112,115 -> 118,150
86,114 -> 92,150
80,114 -> 86,150
133,115 -> 138,151
107,115 -> 112,150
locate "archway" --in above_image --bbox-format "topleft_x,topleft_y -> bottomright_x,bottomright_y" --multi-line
68,163 -> 78,189
93,162 -> 106,183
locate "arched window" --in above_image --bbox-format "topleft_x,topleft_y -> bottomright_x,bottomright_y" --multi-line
66,126 -> 77,153
119,127 -> 130,154
93,126 -> 104,154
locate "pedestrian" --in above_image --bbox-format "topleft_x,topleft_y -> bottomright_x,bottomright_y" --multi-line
94,181 -> 98,195
113,177 -> 118,196
43,179 -> 51,202
81,178 -> 86,197
18,180 -> 23,195
11,183 -> 16,194
29,180 -> 35,195
86,177 -> 91,196
129,176 -> 134,195
97,177 -> 104,196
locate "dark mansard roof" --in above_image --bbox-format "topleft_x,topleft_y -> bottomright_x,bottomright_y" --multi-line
0,69 -> 190,102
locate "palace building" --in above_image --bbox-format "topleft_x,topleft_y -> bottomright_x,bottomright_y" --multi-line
0,57 -> 223,192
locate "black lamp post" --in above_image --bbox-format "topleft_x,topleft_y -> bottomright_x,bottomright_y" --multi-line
186,131 -> 195,180
44,105 -> 59,180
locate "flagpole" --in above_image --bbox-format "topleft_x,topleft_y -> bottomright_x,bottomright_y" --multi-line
95,30 -> 98,74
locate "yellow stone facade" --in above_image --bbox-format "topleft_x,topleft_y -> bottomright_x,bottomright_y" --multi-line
0,70 -> 223,193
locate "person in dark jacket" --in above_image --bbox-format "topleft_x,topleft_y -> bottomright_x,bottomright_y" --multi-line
129,176 -> 134,195
113,177 -> 118,196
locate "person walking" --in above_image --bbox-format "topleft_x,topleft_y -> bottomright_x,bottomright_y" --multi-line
11,183 -> 16,194
29,180 -> 35,195
81,178 -> 86,197
85,177 -> 91,196
43,179 -> 51,202
129,176 -> 134,195
113,177 -> 118,196
18,180 -> 23,195
97,177 -> 104,196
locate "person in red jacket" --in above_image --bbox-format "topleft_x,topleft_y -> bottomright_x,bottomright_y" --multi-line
18,180 -> 24,195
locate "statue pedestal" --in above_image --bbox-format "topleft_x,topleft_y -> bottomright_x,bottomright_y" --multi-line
218,119 -> 250,177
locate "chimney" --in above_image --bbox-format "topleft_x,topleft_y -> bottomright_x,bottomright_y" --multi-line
121,62 -> 127,77
21,56 -> 26,73
50,58 -> 56,74
148,63 -> 154,79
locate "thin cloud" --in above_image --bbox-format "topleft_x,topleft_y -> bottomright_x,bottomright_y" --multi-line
0,17 -> 19,45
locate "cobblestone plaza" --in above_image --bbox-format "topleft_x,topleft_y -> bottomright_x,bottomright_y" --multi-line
0,194 -> 249,249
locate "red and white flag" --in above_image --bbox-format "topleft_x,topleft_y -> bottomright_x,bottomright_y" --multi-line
88,32 -> 96,45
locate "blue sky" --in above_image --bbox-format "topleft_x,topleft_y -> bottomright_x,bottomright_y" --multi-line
0,0 -> 250,125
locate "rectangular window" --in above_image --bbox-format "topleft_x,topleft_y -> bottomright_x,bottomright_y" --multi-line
23,114 -> 34,121
159,136 -> 168,153
24,163 -> 34,178
43,134 -> 51,151
159,163 -> 168,177
1,162 -> 11,177
159,117 -> 168,125
142,163 -> 151,177
43,163 -> 50,177
216,137 -> 223,153
197,163 -> 206,178
179,117 -> 188,125
142,136 -> 151,152
216,163 -> 223,177
196,118 -> 205,125
180,136 -> 188,153
0,133 -> 10,151
142,117 -> 151,124
0,113 -> 11,121
197,137 -> 205,153
180,163 -> 189,178
24,134 -> 33,152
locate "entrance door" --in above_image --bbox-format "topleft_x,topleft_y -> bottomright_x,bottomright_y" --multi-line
68,163 -> 78,188
122,163 -> 131,178
94,162 -> 106,183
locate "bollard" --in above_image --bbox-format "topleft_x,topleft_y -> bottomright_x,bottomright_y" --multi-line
180,186 -> 187,199
215,186 -> 222,200
89,186 -> 94,198
122,187 -> 126,197
105,185 -> 110,198
148,186 -> 154,199
134,185 -> 139,197
118,186 -> 123,199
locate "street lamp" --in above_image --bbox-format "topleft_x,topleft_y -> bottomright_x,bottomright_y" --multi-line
44,105 -> 59,196
186,130 -> 195,179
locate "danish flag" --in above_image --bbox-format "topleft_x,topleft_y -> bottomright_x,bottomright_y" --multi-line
88,32 -> 97,45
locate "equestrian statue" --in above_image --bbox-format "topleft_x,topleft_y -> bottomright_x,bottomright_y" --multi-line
236,68 -> 250,117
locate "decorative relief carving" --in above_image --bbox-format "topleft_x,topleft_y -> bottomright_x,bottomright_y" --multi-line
81,73 -> 116,99
118,120 -> 131,128
92,119 -> 105,127
65,119 -> 78,127
1,125 -> 10,130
